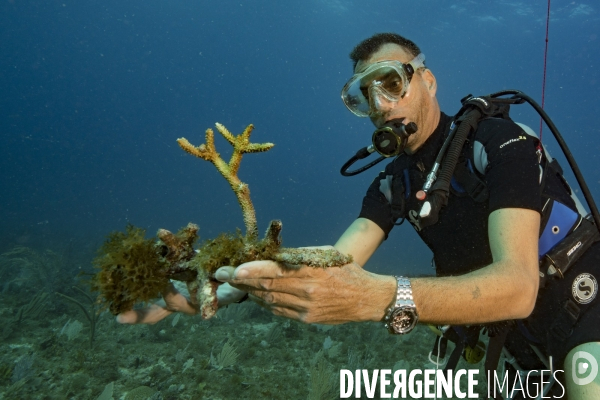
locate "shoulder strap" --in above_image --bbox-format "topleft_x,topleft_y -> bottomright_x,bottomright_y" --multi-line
453,152 -> 489,202
378,166 -> 410,225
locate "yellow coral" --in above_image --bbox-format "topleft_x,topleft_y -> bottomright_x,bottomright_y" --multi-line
177,123 -> 274,241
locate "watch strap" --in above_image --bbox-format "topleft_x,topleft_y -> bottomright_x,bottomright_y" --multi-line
385,276 -> 414,312
383,276 -> 417,333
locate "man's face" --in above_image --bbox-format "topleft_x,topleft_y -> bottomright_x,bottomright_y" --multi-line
355,44 -> 436,152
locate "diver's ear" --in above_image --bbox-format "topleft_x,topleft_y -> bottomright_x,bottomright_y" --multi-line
421,69 -> 437,97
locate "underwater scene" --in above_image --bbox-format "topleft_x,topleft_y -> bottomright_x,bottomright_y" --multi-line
1,1 -> 599,399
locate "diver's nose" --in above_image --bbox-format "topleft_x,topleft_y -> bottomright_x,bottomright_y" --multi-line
368,85 -> 396,116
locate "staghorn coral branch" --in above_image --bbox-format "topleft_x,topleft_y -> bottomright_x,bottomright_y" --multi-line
214,122 -> 236,146
177,123 -> 273,241
215,124 -> 273,175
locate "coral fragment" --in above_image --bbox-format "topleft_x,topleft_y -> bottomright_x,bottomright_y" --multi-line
92,123 -> 352,320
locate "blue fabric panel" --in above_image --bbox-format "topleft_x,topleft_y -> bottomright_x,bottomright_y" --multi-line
450,176 -> 465,193
538,201 -> 579,257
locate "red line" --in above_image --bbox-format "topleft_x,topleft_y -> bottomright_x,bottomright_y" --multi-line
540,0 -> 551,141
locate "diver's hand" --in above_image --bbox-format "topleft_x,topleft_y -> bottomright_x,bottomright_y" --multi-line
116,276 -> 247,325
115,281 -> 198,324
218,259 -> 395,324
214,267 -> 248,305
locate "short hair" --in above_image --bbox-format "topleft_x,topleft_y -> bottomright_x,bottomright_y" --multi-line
349,33 -> 422,70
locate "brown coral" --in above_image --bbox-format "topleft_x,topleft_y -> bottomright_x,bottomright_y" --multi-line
92,225 -> 171,314
93,123 -> 352,319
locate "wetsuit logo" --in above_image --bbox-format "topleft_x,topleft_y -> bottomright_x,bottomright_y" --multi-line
499,135 -> 527,149
571,273 -> 598,304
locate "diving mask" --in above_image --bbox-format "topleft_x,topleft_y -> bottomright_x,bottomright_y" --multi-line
341,53 -> 426,117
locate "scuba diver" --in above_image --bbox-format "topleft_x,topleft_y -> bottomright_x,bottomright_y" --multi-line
117,33 -> 600,399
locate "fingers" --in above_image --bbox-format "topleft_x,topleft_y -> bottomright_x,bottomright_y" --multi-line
155,281 -> 198,315
216,262 -> 288,293
215,261 -> 284,281
214,266 -> 237,282
216,261 -> 320,321
116,282 -> 199,325
216,260 -> 339,284
248,290 -> 345,324
232,260 -> 315,280
229,260 -> 341,299
248,293 -> 307,321
215,260 -> 365,324
163,288 -> 199,315
116,302 -> 173,325
216,282 -> 247,306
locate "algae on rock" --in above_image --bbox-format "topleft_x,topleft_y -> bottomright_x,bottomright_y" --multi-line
93,123 -> 352,319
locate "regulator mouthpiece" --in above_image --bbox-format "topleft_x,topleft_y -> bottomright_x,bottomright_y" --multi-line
371,120 -> 418,157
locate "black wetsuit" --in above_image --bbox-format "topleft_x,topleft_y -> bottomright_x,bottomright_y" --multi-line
359,112 -> 600,371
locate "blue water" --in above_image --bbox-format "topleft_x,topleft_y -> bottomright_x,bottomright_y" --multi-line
1,0 -> 599,275
0,1 -> 598,397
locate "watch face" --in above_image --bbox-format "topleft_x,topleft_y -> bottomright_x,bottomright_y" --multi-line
390,307 -> 417,334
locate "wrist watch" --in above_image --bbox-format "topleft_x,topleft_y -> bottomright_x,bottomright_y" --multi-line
383,276 -> 419,334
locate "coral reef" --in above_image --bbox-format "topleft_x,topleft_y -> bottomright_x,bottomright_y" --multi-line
93,123 -> 352,319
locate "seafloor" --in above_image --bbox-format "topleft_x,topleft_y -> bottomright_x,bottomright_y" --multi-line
0,243 -> 489,400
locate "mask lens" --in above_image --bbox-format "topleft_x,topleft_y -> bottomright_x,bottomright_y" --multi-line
341,54 -> 425,118
342,63 -> 407,117
376,69 -> 405,97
